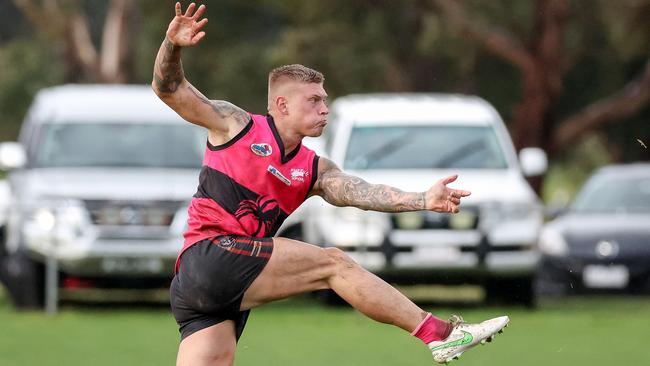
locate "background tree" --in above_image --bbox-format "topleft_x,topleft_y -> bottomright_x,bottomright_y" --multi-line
431,0 -> 650,191
11,0 -> 139,83
1,0 -> 648,197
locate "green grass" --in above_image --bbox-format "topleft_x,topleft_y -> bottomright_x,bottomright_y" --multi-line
1,287 -> 649,366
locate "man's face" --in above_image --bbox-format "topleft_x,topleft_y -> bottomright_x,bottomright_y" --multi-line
286,82 -> 329,137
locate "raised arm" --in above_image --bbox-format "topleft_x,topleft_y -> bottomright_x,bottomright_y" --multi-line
311,158 -> 471,213
152,2 -> 248,138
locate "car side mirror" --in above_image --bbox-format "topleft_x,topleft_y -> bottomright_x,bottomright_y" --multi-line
0,142 -> 27,170
519,147 -> 547,177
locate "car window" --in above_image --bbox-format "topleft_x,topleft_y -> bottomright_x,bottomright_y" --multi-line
33,123 -> 205,168
344,125 -> 508,170
572,174 -> 650,213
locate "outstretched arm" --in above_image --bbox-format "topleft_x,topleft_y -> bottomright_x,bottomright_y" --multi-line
152,2 -> 248,136
311,158 -> 471,213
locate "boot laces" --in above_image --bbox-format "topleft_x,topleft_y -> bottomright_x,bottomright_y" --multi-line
449,314 -> 464,327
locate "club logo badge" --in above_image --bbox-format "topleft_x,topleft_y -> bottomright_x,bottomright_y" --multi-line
251,143 -> 272,157
291,168 -> 309,182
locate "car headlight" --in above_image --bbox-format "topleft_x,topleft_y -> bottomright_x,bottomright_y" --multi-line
479,201 -> 541,229
33,207 -> 57,231
500,202 -> 540,220
538,226 -> 568,256
22,199 -> 92,250
317,206 -> 388,247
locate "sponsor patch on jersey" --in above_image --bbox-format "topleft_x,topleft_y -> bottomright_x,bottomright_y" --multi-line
291,168 -> 309,182
251,143 -> 272,157
267,165 -> 292,186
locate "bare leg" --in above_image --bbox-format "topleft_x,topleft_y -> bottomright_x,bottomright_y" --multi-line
241,237 -> 427,332
326,247 -> 428,330
176,320 -> 237,366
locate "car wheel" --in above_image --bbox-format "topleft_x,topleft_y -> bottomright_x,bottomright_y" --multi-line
485,277 -> 537,308
0,227 -> 6,288
0,250 -> 45,309
534,259 -> 573,297
0,226 -> 6,260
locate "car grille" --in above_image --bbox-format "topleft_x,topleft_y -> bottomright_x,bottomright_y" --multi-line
391,206 -> 479,230
83,199 -> 183,227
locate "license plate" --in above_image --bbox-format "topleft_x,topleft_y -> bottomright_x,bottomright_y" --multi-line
101,257 -> 164,274
583,265 -> 629,289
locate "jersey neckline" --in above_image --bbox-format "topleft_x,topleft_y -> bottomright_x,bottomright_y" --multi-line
206,117 -> 254,151
266,114 -> 302,164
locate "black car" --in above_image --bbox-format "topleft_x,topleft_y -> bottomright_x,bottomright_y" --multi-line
537,163 -> 650,295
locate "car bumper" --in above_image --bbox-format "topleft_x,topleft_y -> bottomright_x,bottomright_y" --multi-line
27,237 -> 180,277
346,250 -> 539,269
342,248 -> 539,284
538,255 -> 650,292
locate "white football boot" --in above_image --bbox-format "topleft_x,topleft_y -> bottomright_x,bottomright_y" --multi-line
428,315 -> 510,364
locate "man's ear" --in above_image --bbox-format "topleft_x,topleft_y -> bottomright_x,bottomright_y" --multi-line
276,96 -> 289,115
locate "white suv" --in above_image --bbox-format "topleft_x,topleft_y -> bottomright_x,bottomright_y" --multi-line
283,93 -> 547,306
0,85 -> 204,308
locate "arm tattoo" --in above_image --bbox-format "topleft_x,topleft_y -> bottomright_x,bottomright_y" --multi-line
153,38 -> 184,93
421,191 -> 427,210
320,170 -> 425,212
187,85 -> 249,126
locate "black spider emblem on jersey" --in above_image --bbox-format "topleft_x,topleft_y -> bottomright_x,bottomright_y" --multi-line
235,196 -> 280,236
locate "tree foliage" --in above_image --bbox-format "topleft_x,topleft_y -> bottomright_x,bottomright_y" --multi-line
0,0 -> 648,188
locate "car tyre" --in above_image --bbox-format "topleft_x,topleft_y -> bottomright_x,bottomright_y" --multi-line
0,250 -> 45,309
485,276 -> 537,308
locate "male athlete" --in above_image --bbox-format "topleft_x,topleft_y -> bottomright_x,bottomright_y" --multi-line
153,3 -> 509,365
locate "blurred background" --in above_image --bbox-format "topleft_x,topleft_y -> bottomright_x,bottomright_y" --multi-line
1,0 -> 648,198
0,1 -> 648,365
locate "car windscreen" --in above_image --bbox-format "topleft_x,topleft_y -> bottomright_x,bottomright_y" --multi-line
572,174 -> 650,214
33,123 -> 205,168
344,125 -> 508,170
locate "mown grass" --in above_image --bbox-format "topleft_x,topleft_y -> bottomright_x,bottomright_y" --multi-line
0,287 -> 649,366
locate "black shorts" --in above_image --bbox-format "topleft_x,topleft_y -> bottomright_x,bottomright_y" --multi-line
170,235 -> 273,341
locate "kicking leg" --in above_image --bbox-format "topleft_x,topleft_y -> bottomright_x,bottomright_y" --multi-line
242,237 -> 426,331
241,237 -> 509,364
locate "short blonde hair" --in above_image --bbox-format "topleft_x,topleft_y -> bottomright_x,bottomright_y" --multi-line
268,64 -> 324,86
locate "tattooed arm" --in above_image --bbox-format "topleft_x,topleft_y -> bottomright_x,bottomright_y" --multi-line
311,158 -> 471,213
152,3 -> 248,140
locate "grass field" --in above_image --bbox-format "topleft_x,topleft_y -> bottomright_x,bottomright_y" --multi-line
0,287 -> 649,366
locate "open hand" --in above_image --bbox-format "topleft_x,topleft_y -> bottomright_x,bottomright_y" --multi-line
425,175 -> 471,213
166,2 -> 208,47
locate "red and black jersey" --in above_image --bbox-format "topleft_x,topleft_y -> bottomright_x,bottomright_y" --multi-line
177,113 -> 319,270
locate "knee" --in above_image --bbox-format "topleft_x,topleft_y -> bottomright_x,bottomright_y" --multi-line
209,349 -> 235,366
323,247 -> 359,270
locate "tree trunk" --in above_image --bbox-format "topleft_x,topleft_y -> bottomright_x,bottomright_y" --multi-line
432,0 -> 568,194
12,0 -> 138,84
511,67 -> 555,193
99,0 -> 137,83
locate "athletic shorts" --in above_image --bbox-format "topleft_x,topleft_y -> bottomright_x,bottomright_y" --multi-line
170,235 -> 273,341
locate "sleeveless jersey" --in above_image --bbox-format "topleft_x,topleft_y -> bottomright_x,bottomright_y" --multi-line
177,113 -> 319,270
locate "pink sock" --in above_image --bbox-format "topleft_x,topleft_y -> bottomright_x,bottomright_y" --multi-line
411,313 -> 453,344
